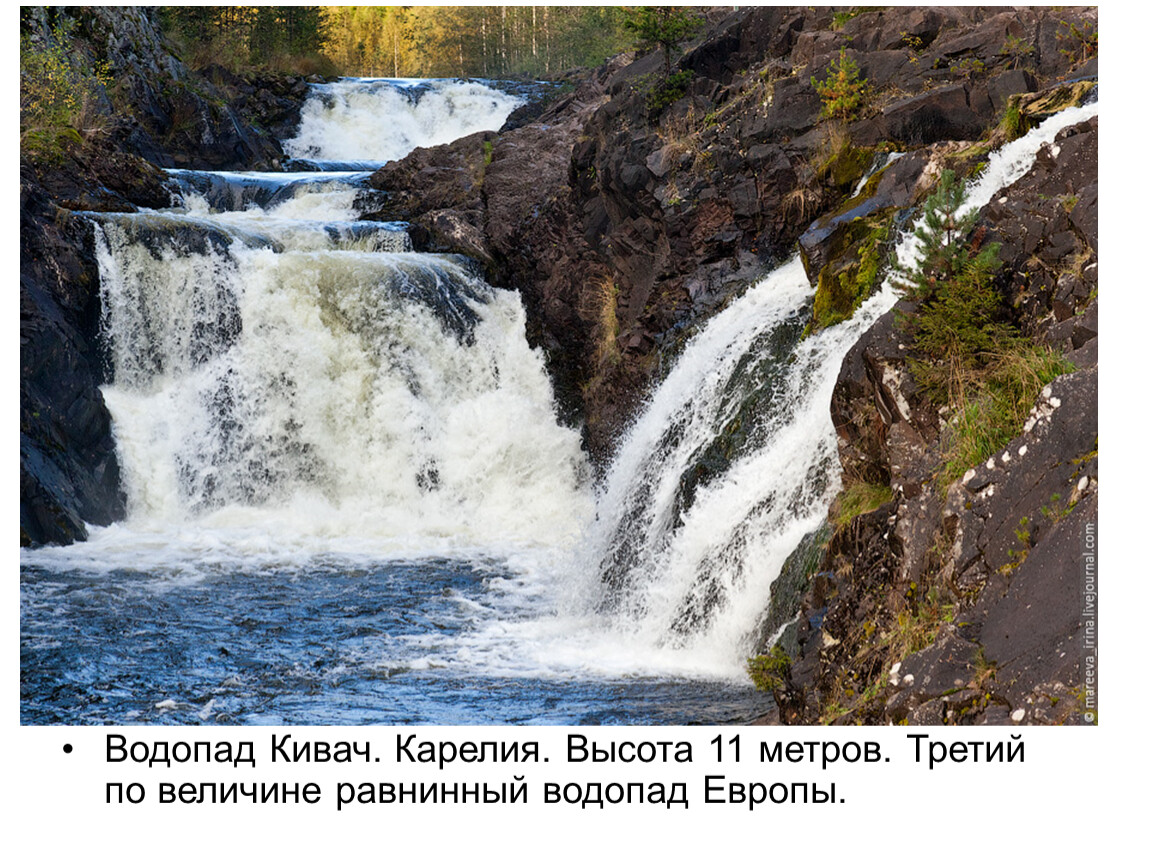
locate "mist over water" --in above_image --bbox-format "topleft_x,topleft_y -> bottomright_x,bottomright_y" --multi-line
20,78 -> 1097,724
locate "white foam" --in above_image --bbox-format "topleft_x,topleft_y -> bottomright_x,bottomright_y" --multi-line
284,78 -> 524,166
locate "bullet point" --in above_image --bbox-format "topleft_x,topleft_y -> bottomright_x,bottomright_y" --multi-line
63,744 -> 73,754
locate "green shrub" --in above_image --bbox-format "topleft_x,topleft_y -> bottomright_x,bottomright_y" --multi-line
897,170 -> 1017,399
647,69 -> 695,115
20,22 -> 110,163
1000,33 -> 1035,69
1057,19 -> 1098,64
897,169 -> 1075,486
747,645 -> 792,693
949,56 -> 985,79
812,48 -> 868,121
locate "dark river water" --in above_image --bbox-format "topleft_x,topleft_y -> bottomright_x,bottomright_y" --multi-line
21,558 -> 769,725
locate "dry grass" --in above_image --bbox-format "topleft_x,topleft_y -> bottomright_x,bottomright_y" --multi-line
580,275 -> 621,369
782,184 -> 823,225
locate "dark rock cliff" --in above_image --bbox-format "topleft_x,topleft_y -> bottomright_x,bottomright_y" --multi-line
770,114 -> 1098,726
364,5 -> 1094,463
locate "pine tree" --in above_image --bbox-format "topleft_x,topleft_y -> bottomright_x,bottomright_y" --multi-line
624,6 -> 702,78
897,170 -> 1014,394
811,48 -> 867,121
898,169 -> 998,302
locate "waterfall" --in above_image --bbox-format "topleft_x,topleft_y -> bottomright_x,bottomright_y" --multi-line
21,74 -> 1097,723
32,79 -> 588,572
284,78 -> 525,170
576,99 -> 1101,672
85,187 -> 590,569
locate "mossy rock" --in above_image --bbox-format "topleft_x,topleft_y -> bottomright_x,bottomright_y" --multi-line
1017,79 -> 1096,122
946,142 -> 992,178
822,141 -> 875,195
809,209 -> 894,332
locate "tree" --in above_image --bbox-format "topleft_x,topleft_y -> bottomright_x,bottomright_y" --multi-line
898,169 -> 994,300
896,170 -> 1012,395
624,6 -> 702,78
812,48 -> 867,120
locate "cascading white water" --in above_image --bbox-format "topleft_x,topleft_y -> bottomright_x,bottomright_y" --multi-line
568,99 -> 1101,675
284,78 -> 525,168
21,73 -> 1097,723
83,184 -> 592,568
25,83 -> 590,574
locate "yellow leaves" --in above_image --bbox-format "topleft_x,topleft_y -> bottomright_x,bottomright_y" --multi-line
20,23 -> 109,162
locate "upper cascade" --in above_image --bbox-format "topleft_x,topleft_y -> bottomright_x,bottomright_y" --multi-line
283,78 -> 526,170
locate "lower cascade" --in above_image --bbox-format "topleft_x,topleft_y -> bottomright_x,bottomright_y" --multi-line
90,180 -> 588,551
20,70 -> 1096,723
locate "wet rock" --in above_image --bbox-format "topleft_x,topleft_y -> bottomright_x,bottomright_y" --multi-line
21,179 -> 125,545
368,130 -> 495,219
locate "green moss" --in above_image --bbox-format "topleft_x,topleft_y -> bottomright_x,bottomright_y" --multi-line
1021,79 -> 1097,121
810,211 -> 893,331
999,100 -> 1029,142
831,8 -> 882,29
952,142 -> 991,163
832,479 -> 893,527
822,143 -> 874,194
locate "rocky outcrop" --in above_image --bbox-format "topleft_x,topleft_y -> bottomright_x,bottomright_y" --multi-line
363,5 -> 1095,460
22,173 -> 116,545
22,7 -> 300,170
763,112 -> 1098,726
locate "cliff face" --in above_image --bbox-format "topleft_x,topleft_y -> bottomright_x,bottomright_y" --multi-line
774,114 -> 1097,725
21,6 -> 301,171
365,6 -> 1095,462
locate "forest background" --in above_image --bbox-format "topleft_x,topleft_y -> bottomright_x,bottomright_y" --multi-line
159,5 -> 637,79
